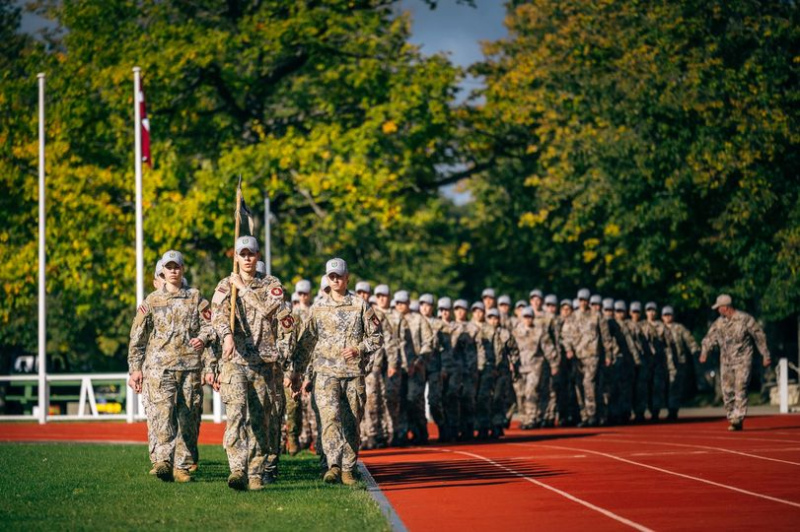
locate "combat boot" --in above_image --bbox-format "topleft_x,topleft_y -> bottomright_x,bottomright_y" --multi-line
173,469 -> 192,483
323,466 -> 342,484
287,437 -> 300,456
667,409 -> 678,422
477,428 -> 490,440
148,465 -> 157,476
341,470 -> 358,486
153,461 -> 173,482
228,470 -> 248,491
188,463 -> 198,472
264,471 -> 277,485
248,476 -> 264,491
728,421 -> 743,431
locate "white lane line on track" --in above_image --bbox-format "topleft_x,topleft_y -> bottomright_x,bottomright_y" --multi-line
616,431 -> 800,444
596,437 -> 800,467
427,446 -> 654,532
514,442 -> 800,510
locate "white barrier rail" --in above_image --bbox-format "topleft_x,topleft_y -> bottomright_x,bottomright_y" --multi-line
0,373 -> 225,423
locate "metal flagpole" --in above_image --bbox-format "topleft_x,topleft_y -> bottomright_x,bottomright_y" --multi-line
130,66 -> 144,423
264,194 -> 271,275
37,73 -> 48,425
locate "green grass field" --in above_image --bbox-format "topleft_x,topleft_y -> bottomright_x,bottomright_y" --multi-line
0,443 -> 389,531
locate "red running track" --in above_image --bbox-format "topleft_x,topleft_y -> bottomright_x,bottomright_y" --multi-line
3,415 -> 800,530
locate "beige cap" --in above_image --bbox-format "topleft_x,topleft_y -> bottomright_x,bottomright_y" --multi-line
712,294 -> 733,310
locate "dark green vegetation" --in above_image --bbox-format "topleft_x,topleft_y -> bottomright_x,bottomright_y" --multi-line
0,443 -> 388,531
1,0 -> 798,371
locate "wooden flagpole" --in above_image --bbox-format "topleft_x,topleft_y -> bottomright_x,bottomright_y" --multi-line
230,177 -> 242,332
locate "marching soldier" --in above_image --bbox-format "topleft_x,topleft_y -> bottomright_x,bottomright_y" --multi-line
662,306 -> 700,421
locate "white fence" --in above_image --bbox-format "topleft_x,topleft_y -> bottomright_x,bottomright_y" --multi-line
0,373 -> 225,423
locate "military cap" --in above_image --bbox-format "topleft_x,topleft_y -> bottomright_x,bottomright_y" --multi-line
419,293 -> 434,305
487,308 -> 500,318
614,300 -> 627,311
577,288 -> 591,300
454,299 -> 469,310
560,299 -> 572,308
355,281 -> 371,294
374,284 -> 390,296
662,305 -> 674,316
256,261 -> 266,276
498,295 -> 511,306
235,236 -> 259,254
319,275 -> 330,291
410,300 -> 420,312
291,292 -> 300,303
630,301 -> 642,312
602,298 -> 614,310
572,298 -> 580,309
471,301 -> 485,311
154,259 -> 164,279
482,288 -> 496,299
325,258 -> 347,276
515,300 -> 527,309
645,301 -> 657,311
295,279 -> 311,293
544,294 -> 558,306
160,250 -> 184,267
394,290 -> 410,303
590,294 -> 602,305
438,297 -> 452,310
712,294 -> 732,310
368,295 -> 377,305
529,289 -> 544,299
521,306 -> 534,318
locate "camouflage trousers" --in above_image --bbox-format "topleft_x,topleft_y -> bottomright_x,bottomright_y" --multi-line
442,367 -> 462,435
360,369 -> 391,444
284,372 -> 302,445
541,359 -> 559,424
143,368 -> 202,471
460,369 -> 478,435
632,359 -> 650,418
491,367 -> 511,427
668,360 -> 685,412
407,369 -> 428,440
218,362 -> 282,480
385,371 -> 407,444
572,355 -> 599,421
475,368 -> 494,431
315,374 -> 366,472
648,357 -> 668,415
600,360 -> 632,424
511,376 -> 525,420
269,371 -> 285,472
426,370 -> 445,430
721,354 -> 752,424
521,358 -> 546,425
300,392 -> 317,450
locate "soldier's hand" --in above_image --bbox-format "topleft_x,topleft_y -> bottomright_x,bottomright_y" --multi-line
189,337 -> 204,352
283,375 -> 292,388
128,371 -> 143,394
566,350 -> 574,360
551,367 -> 559,377
762,358 -> 771,368
301,379 -> 313,398
222,334 -> 235,360
605,358 -> 611,367
388,367 -> 397,378
204,373 -> 215,386
230,273 -> 245,290
699,353 -> 708,364
342,347 -> 359,360
212,374 -> 221,392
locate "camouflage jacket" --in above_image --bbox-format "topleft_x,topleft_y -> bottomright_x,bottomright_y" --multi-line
452,320 -> 480,373
665,321 -> 699,365
640,319 -> 674,365
376,307 -> 403,371
128,286 -> 216,373
426,316 -> 454,373
562,308 -> 613,360
477,322 -> 496,372
615,318 -> 642,366
295,293 -> 383,378
210,274 -> 287,367
365,307 -> 396,374
405,312 -> 435,368
485,324 -> 519,372
701,310 -> 770,362
512,317 -> 558,373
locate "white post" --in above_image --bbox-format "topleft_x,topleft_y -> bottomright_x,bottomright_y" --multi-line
129,66 -> 145,423
213,390 -> 222,424
779,358 -> 789,414
37,73 -> 48,425
264,194 -> 271,275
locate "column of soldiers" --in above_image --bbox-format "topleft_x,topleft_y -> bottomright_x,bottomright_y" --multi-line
130,244 -> 772,490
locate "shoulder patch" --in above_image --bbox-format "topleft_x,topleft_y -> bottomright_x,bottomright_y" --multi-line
216,285 -> 229,295
271,286 -> 284,297
280,315 -> 295,330
138,304 -> 149,315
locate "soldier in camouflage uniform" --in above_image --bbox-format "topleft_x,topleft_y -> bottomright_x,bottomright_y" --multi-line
210,236 -> 293,491
374,284 -> 401,446
612,301 -> 640,424
358,282 -> 394,450
497,295 -> 512,330
700,295 -> 771,431
396,290 -> 435,444
437,297 -> 462,442
384,286 -> 413,446
662,306 -> 700,421
419,294 -> 451,443
128,250 -> 216,483
641,302 -> 673,422
486,309 -> 519,437
472,302 -> 496,440
628,302 -> 651,422
513,307 -> 558,429
562,289 -> 614,427
285,280 -> 312,454
539,295 -> 562,427
557,299 -> 580,426
453,299 -> 479,440
294,258 -> 382,485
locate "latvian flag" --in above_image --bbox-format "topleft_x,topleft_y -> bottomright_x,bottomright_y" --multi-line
139,83 -> 152,167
